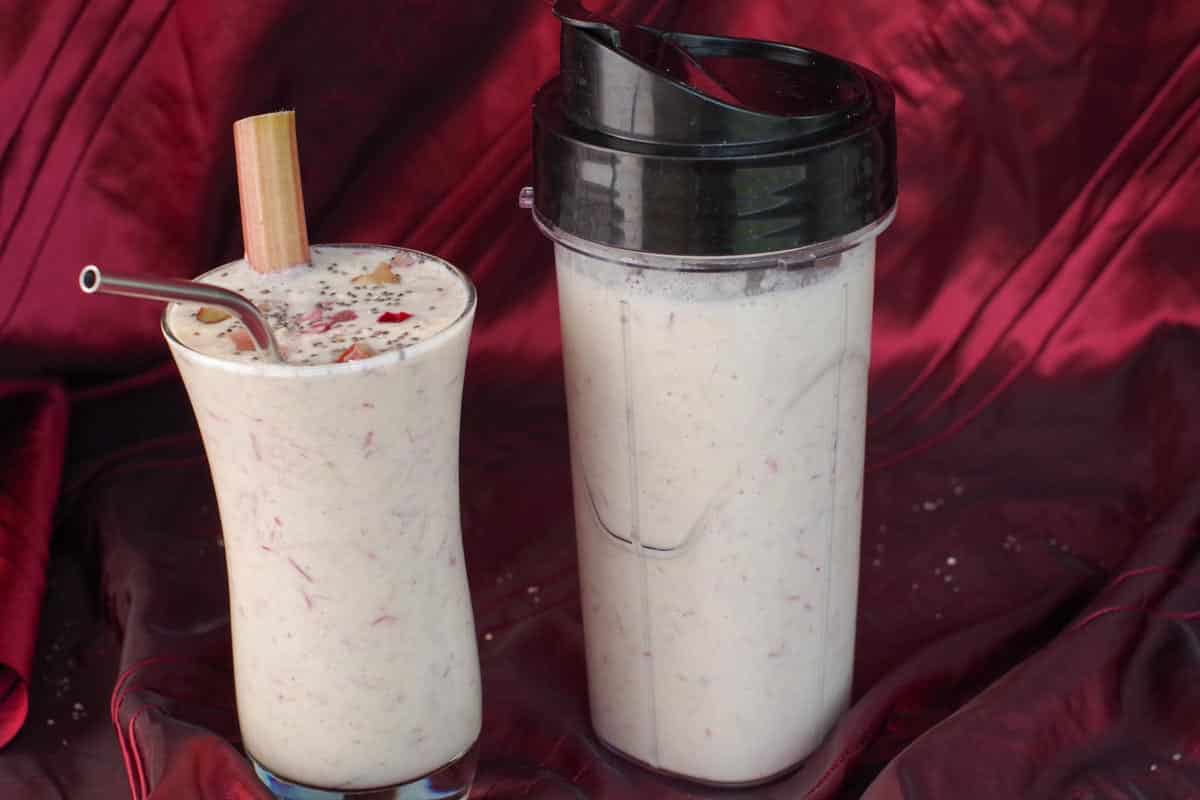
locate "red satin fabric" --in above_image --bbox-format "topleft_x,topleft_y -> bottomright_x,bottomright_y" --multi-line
2,1 -> 1199,798
0,383 -> 67,749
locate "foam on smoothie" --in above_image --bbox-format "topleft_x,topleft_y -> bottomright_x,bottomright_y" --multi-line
166,245 -> 471,365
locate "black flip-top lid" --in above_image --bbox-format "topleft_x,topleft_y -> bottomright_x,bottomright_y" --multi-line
531,1 -> 898,257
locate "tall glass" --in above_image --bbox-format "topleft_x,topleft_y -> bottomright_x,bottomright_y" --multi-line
162,245 -> 481,800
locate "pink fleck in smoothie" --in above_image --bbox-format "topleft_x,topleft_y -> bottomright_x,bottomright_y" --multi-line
163,245 -> 480,790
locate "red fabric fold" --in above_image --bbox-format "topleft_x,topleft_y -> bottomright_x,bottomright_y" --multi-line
862,509 -> 1200,799
0,381 -> 68,748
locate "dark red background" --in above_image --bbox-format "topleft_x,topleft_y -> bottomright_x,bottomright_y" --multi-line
2,1 -> 1199,798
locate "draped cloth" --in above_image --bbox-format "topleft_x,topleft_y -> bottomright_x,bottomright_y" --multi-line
1,1 -> 1198,797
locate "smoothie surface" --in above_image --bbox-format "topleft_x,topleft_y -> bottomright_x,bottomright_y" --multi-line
166,245 -> 471,366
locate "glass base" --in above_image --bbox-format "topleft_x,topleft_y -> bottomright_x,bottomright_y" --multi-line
251,741 -> 479,800
597,734 -> 802,788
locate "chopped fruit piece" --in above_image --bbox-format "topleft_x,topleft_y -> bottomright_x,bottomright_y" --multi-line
298,306 -> 324,324
352,261 -> 401,285
336,342 -> 375,362
388,252 -> 420,270
229,329 -> 255,351
301,307 -> 357,333
196,307 -> 231,323
377,311 -> 412,323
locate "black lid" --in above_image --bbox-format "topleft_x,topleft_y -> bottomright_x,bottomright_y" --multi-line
531,1 -> 898,257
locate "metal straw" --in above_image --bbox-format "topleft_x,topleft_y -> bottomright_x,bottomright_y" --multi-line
79,265 -> 282,362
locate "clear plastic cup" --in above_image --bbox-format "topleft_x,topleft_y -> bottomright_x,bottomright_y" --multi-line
538,214 -> 892,785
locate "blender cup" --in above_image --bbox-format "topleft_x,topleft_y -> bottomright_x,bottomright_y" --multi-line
527,3 -> 898,786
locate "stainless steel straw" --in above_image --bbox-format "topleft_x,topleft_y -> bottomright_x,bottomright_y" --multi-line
79,265 -> 282,362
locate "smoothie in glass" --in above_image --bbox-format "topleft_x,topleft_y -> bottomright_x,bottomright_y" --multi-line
164,244 -> 480,793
